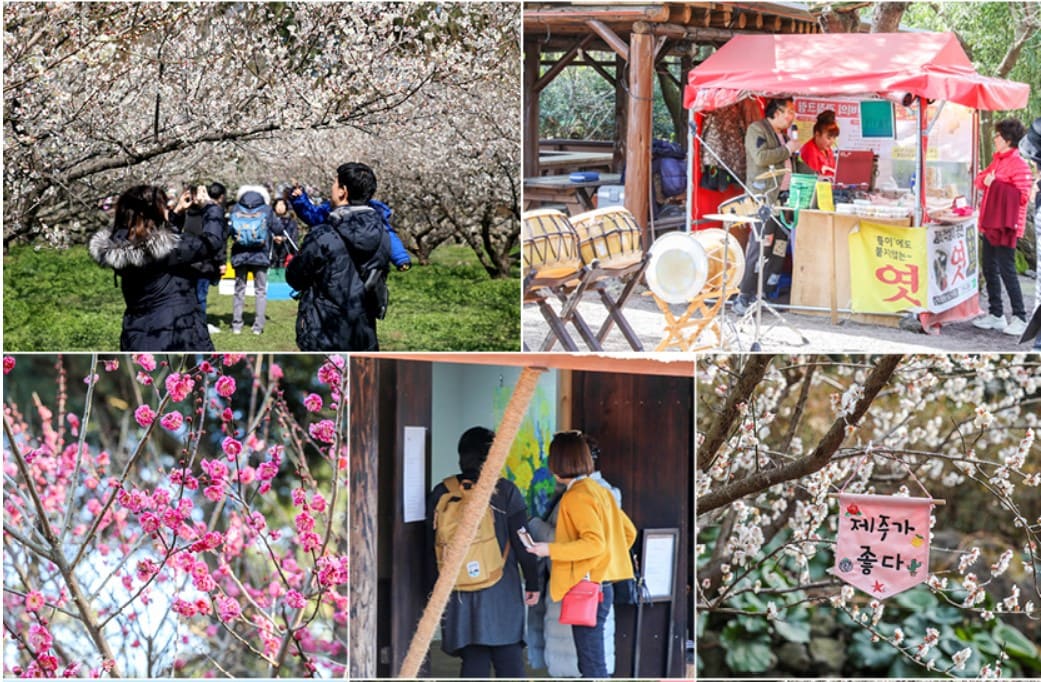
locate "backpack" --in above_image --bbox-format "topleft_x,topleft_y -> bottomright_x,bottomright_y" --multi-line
334,205 -> 391,319
230,207 -> 269,247
433,476 -> 508,592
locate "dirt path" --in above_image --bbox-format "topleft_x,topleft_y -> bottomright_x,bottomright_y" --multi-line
522,275 -> 1039,354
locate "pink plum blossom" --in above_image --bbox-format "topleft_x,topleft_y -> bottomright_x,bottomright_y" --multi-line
165,373 -> 195,402
134,404 -> 156,427
160,411 -> 184,431
308,419 -> 337,444
215,375 -> 236,397
221,437 -> 243,459
24,591 -> 45,612
132,353 -> 156,371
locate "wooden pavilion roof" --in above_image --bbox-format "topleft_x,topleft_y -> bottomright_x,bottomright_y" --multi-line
524,2 -> 823,54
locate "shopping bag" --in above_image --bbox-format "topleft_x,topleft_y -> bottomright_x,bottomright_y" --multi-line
559,578 -> 603,627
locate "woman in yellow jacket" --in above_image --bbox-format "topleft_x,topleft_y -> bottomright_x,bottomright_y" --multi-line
528,431 -> 637,677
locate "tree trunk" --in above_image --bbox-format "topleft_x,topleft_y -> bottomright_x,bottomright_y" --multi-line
870,3 -> 908,32
819,8 -> 860,33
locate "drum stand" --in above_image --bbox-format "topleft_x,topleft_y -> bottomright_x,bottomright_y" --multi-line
738,206 -> 809,352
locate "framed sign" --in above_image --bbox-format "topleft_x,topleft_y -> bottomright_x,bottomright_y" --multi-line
641,528 -> 678,602
860,100 -> 895,139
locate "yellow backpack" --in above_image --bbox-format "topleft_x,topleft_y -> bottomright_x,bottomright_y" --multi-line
433,477 -> 509,591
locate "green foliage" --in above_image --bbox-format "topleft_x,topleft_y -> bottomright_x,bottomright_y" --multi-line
899,3 -> 1041,117
539,51 -> 683,142
721,619 -> 776,673
3,244 -> 519,351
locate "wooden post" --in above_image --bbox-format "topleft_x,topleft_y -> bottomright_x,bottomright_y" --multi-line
614,53 -> 627,171
398,366 -> 547,679
524,40 -> 541,177
625,27 -> 654,243
349,358 -> 380,678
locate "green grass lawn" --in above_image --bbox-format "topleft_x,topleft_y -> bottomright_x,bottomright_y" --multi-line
3,244 -> 520,351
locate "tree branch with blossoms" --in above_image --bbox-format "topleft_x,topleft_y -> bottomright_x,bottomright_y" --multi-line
3,353 -> 348,677
696,354 -> 1041,678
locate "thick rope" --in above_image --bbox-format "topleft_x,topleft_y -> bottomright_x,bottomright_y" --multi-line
398,366 -> 546,678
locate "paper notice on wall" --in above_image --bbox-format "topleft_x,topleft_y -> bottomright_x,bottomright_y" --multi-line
402,426 -> 427,523
833,493 -> 934,598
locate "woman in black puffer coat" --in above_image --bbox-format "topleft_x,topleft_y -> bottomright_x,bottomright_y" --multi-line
89,185 -> 225,351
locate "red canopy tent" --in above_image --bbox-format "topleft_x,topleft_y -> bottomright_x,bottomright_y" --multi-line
683,32 -> 1029,224
683,32 -> 1029,113
681,32 -> 1030,332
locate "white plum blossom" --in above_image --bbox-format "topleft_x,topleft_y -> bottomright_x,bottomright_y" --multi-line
990,549 -> 1013,577
951,647 -> 973,671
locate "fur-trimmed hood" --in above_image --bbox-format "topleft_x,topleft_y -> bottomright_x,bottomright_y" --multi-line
89,226 -> 181,270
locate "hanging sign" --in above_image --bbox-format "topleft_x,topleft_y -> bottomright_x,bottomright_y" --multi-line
833,493 -> 933,598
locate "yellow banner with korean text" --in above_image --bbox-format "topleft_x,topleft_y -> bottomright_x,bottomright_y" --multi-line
849,220 -> 978,314
849,221 -> 929,313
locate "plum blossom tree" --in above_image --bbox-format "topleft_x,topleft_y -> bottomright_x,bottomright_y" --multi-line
3,353 -> 348,677
696,354 -> 1041,678
3,2 -> 520,276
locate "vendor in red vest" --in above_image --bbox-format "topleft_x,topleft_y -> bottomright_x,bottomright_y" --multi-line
972,118 -> 1034,338
799,110 -> 839,178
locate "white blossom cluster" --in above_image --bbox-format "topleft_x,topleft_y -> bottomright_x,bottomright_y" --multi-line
4,1 -> 520,266
696,354 -> 1041,677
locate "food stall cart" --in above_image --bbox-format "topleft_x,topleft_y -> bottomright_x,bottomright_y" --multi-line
683,32 -> 1030,330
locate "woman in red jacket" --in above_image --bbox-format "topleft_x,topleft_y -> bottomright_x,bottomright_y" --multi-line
972,118 -> 1034,337
799,110 -> 839,178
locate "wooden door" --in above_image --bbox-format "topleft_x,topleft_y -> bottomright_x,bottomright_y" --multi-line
570,370 -> 693,677
350,358 -> 433,678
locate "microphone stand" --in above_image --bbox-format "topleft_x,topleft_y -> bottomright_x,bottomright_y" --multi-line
689,121 -> 808,351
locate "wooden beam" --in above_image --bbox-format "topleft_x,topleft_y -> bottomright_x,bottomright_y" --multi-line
586,18 -> 630,61
534,34 -> 595,92
348,357 -> 380,679
625,28 -> 654,240
668,4 -> 693,24
644,23 -> 737,47
524,4 -> 672,27
654,34 -> 670,62
584,49 -> 619,87
524,40 -> 541,177
350,353 -> 696,378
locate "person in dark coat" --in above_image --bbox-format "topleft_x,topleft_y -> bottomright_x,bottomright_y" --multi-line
289,183 -> 412,270
286,163 -> 391,351
89,185 -> 223,351
229,188 -> 274,335
183,183 -> 229,334
270,198 -> 298,272
426,426 -> 541,678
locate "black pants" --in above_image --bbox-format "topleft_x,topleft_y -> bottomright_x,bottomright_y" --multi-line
739,215 -> 789,299
981,239 -> 1025,320
458,642 -> 525,678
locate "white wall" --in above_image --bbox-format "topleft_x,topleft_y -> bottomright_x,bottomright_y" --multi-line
430,363 -> 557,486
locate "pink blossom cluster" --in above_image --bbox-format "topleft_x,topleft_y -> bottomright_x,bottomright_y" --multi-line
4,355 -> 347,677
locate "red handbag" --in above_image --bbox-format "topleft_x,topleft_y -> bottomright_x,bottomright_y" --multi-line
559,578 -> 603,627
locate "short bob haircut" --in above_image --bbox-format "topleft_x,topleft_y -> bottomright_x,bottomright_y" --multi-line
995,118 -> 1027,147
458,426 -> 495,477
548,431 -> 595,479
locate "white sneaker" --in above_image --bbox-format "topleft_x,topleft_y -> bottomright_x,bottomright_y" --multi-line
207,323 -> 221,334
1003,317 -> 1027,337
972,314 -> 1007,331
